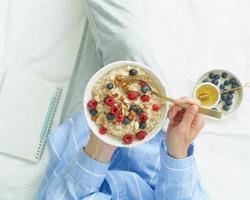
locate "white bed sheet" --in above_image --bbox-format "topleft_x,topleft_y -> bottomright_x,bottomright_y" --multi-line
0,0 -> 250,199
0,0 -> 85,199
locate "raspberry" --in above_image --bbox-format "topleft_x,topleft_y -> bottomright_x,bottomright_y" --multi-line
141,95 -> 150,102
152,104 -> 161,111
123,134 -> 133,144
87,99 -> 97,110
105,97 -> 115,106
116,113 -> 124,122
139,113 -> 148,122
135,131 -> 146,140
127,91 -> 138,100
110,105 -> 120,115
99,127 -> 107,134
139,81 -> 148,87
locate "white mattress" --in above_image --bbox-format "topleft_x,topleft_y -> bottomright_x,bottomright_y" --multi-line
0,0 -> 250,199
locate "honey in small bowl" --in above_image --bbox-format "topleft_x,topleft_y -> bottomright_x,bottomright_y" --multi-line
194,83 -> 221,108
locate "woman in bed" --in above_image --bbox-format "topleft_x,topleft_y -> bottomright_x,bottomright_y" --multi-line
39,0 -> 206,199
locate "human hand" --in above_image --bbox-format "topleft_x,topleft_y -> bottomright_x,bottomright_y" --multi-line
166,97 -> 205,159
85,132 -> 117,163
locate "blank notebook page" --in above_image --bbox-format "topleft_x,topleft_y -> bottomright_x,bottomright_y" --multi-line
0,70 -> 56,162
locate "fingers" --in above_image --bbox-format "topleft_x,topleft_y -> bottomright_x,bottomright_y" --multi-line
176,96 -> 200,106
180,105 -> 199,128
190,114 -> 205,138
168,97 -> 200,120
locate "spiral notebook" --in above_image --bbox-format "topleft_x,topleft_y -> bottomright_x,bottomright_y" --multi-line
0,69 -> 62,163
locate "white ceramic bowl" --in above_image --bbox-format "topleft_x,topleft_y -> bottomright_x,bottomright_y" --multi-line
194,69 -> 243,120
83,61 -> 168,147
193,82 -> 221,109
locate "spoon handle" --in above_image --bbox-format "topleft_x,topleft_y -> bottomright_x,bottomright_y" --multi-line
152,91 -> 222,119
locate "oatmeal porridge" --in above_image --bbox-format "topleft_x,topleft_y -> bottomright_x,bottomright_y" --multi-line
87,65 -> 165,144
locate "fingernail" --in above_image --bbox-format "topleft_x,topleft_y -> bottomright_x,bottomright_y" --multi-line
191,106 -> 198,114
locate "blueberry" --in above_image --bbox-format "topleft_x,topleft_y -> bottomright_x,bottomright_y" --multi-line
224,80 -> 230,86
106,113 -> 115,121
212,79 -> 219,85
129,104 -> 137,112
139,122 -> 147,129
231,84 -> 238,89
219,84 -> 225,90
89,110 -> 97,115
223,104 -> 230,111
209,73 -> 215,79
230,78 -> 237,85
222,72 -> 228,78
225,100 -> 233,106
227,93 -> 233,100
129,69 -> 138,76
214,74 -> 220,80
141,85 -> 151,93
123,117 -> 131,125
202,79 -> 210,83
106,83 -> 113,90
136,108 -> 144,115
221,93 -> 227,101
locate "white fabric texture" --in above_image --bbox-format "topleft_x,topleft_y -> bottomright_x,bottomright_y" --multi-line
0,0 -> 250,199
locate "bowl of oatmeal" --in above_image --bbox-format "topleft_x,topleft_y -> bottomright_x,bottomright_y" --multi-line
83,61 -> 168,147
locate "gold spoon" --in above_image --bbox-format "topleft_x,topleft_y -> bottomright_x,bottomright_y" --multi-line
120,75 -> 222,119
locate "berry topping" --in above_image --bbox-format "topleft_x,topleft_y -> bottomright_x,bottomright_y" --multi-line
127,91 -> 138,100
123,134 -> 134,144
230,78 -> 237,85
227,93 -> 233,100
223,104 -> 230,111
202,79 -> 209,83
89,110 -> 97,116
232,83 -> 239,89
211,79 -> 219,85
123,117 -> 131,125
99,127 -> 107,134
139,113 -> 148,122
87,99 -> 97,110
106,113 -> 115,121
139,80 -> 148,87
139,122 -> 146,129
116,113 -> 125,122
141,85 -> 151,93
129,104 -> 138,112
222,72 -> 228,78
221,94 -> 227,101
209,73 -> 215,79
141,95 -> 150,102
136,108 -> 144,115
129,69 -> 138,76
224,80 -> 230,86
152,104 -> 161,111
110,105 -> 120,115
135,131 -> 146,140
106,83 -> 113,90
219,84 -> 225,90
105,97 -> 115,106
225,100 -> 233,106
214,74 -> 220,80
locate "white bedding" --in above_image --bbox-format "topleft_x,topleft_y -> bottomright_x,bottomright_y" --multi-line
0,0 -> 250,199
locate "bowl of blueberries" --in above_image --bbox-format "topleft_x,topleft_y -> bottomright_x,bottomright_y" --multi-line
194,69 -> 243,119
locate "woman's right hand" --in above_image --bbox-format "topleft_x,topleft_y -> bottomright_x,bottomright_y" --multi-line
166,97 -> 205,159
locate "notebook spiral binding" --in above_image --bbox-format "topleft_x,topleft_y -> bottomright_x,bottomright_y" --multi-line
35,87 -> 62,160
